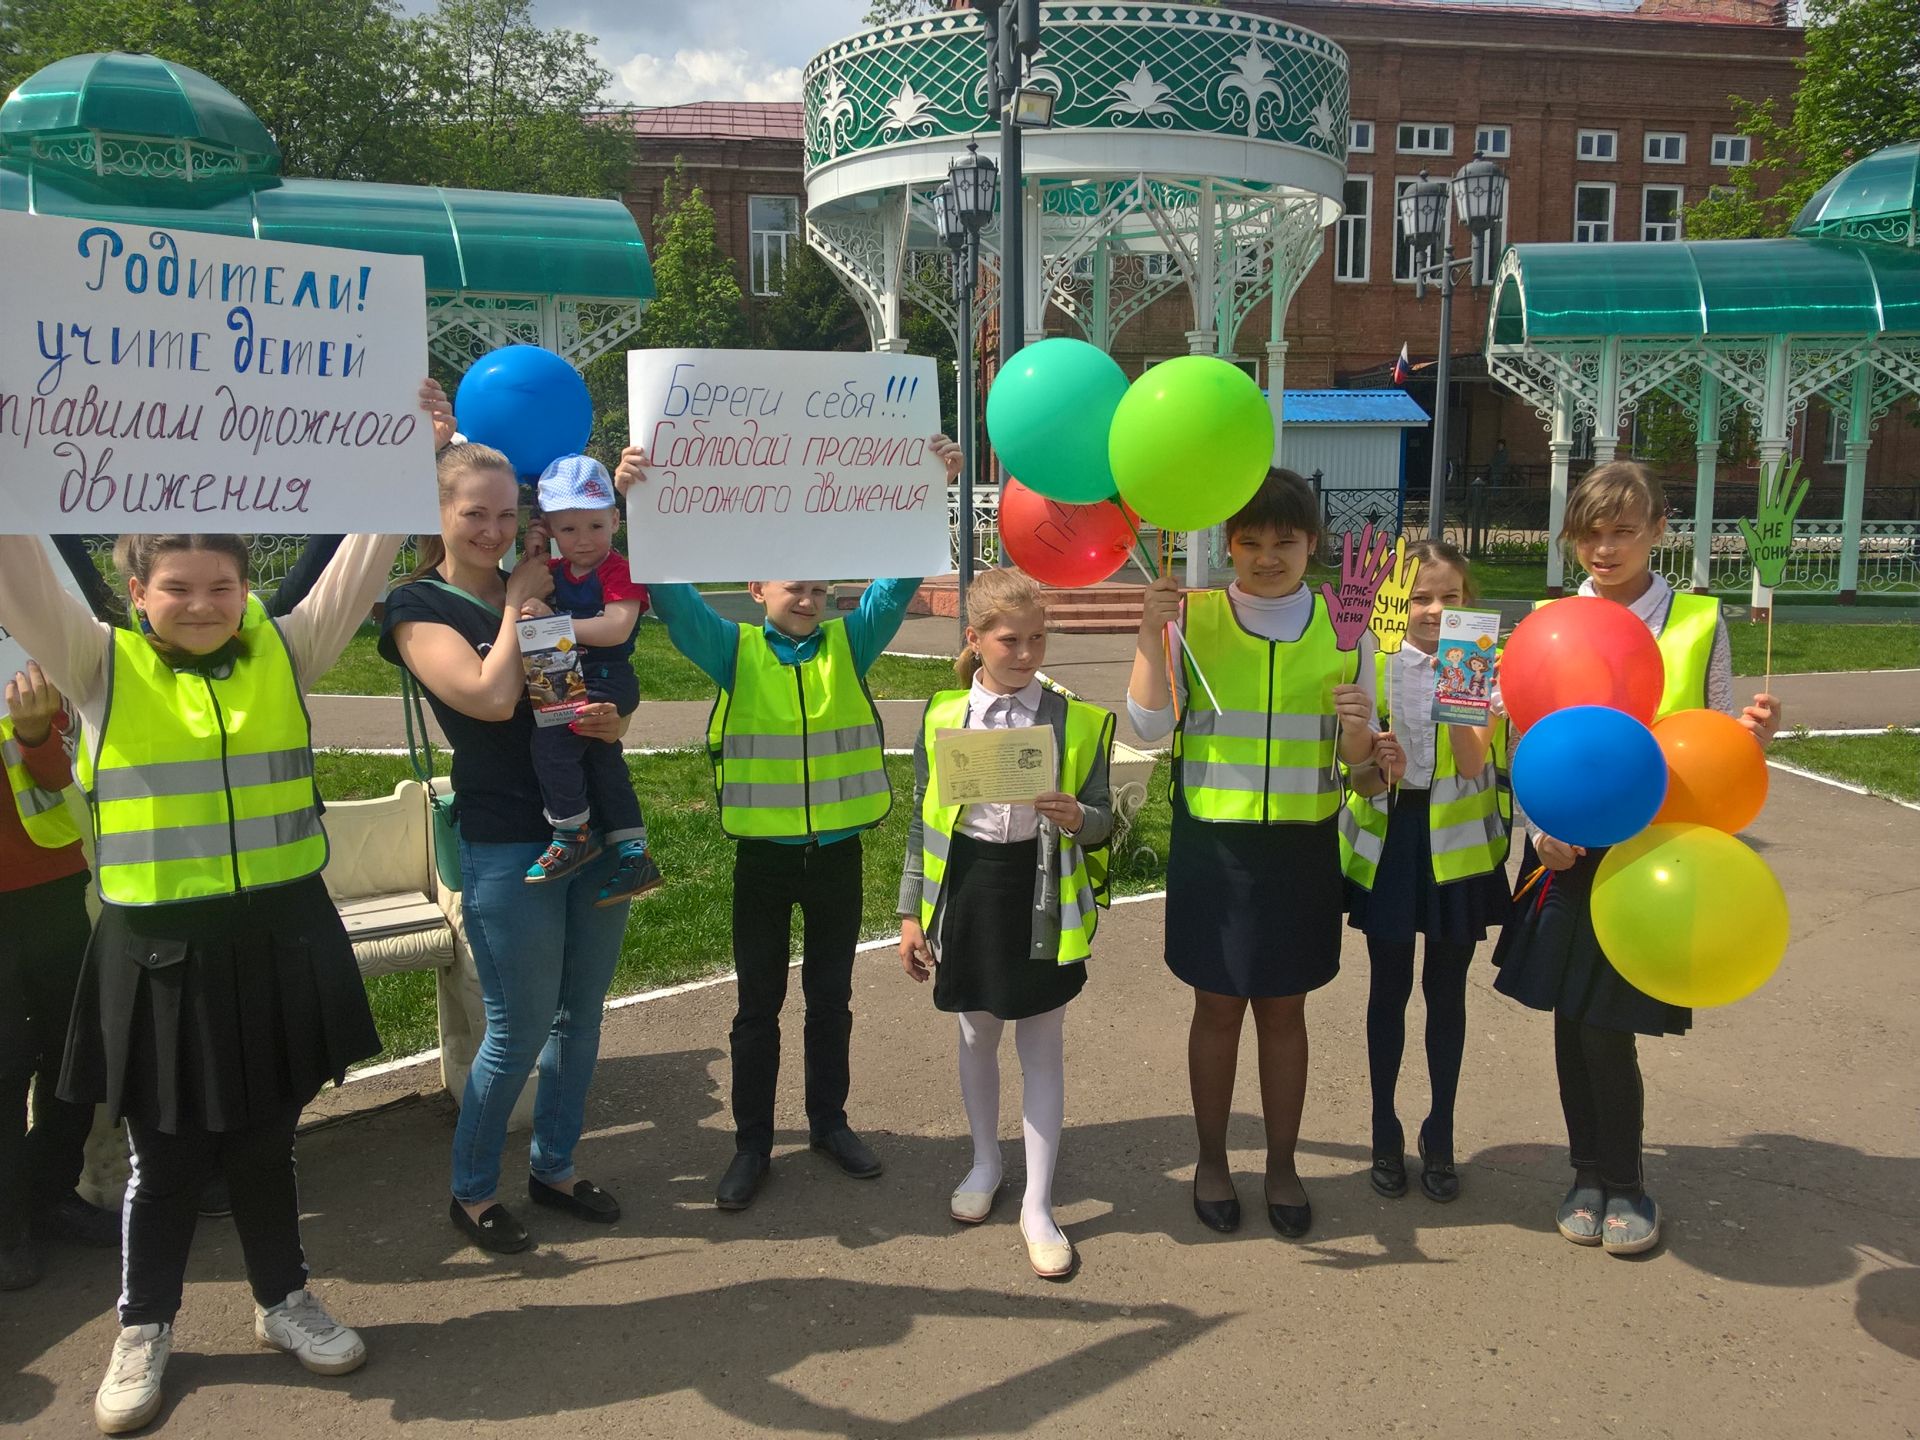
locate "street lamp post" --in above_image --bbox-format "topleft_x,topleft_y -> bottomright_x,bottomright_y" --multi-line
1399,152 -> 1508,540
933,141 -> 999,625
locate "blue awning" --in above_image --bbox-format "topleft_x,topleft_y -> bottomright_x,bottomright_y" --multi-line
1274,389 -> 1430,425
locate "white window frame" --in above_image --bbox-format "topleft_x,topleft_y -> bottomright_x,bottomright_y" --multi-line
1824,410 -> 1850,464
1574,182 -> 1616,244
1142,252 -> 1176,279
1641,184 -> 1683,242
1577,129 -> 1617,162
1644,131 -> 1686,165
1475,124 -> 1510,158
1396,122 -> 1453,157
1349,120 -> 1374,154
1226,357 -> 1261,384
748,194 -> 800,297
1335,175 -> 1371,283
1711,133 -> 1752,166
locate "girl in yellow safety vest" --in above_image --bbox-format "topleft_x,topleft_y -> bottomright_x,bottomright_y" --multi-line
0,381 -> 452,1435
1128,468 -> 1379,1242
1341,540 -> 1512,1205
1492,461 -> 1781,1258
898,570 -> 1115,1281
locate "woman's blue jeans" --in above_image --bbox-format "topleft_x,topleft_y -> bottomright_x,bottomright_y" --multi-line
451,837 -> 630,1205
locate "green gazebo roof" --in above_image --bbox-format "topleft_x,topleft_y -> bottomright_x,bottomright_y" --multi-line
1793,141 -> 1918,249
0,52 -> 652,302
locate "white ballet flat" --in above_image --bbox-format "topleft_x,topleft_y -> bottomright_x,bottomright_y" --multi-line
950,1183 -> 999,1224
1020,1219 -> 1075,1280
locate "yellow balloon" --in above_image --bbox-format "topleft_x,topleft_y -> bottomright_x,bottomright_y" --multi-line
1591,823 -> 1790,1008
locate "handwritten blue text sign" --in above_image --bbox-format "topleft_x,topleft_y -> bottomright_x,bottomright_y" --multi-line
0,211 -> 436,534
627,348 -> 947,582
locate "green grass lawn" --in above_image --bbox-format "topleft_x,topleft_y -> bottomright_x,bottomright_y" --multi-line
1770,730 -> 1919,803
314,618 -> 957,702
1725,622 -> 1920,676
318,746 -> 1173,1067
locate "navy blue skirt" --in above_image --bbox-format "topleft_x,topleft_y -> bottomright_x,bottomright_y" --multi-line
1164,794 -> 1342,999
1491,838 -> 1691,1037
1346,789 -> 1510,946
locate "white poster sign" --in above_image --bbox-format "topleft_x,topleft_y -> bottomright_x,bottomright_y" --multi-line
626,348 -> 947,582
0,211 -> 436,534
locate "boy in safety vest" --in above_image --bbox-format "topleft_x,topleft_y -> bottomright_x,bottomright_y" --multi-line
613,436 -> 963,1211
1,661 -> 119,1291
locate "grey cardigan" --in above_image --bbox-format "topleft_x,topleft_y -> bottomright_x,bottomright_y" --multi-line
897,687 -> 1115,962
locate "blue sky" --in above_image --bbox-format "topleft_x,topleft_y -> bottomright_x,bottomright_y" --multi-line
531,1 -> 874,106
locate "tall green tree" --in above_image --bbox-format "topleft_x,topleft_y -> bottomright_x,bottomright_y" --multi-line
753,244 -> 867,352
639,164 -> 749,351
1688,0 -> 1920,239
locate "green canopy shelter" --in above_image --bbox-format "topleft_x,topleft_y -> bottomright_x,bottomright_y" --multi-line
0,52 -> 654,371
1485,140 -> 1920,601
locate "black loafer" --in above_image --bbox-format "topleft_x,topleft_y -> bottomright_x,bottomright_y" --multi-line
43,1191 -> 122,1248
716,1151 -> 770,1210
809,1127 -> 883,1179
1267,1188 -> 1313,1239
1192,1180 -> 1241,1233
449,1197 -> 531,1254
529,1177 -> 621,1223
0,1232 -> 42,1291
1418,1132 -> 1460,1204
1370,1152 -> 1409,1199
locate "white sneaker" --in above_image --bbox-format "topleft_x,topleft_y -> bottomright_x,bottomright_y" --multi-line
94,1323 -> 170,1434
254,1288 -> 367,1376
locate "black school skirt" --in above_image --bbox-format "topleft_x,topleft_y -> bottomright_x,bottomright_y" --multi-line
1163,795 -> 1342,1000
934,834 -> 1085,1021
1491,838 -> 1691,1037
60,874 -> 381,1134
1346,789 -> 1511,946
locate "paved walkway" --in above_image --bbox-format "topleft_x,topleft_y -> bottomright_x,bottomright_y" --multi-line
7,769 -> 1918,1437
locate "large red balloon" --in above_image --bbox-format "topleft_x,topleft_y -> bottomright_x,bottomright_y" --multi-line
1498,596 -> 1665,732
998,480 -> 1140,588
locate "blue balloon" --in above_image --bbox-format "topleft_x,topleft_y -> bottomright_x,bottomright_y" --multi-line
454,345 -> 594,478
1511,705 -> 1668,850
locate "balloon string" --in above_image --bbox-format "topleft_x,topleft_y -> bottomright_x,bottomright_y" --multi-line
1764,607 -> 1774,695
1167,621 -> 1222,715
1112,501 -> 1159,581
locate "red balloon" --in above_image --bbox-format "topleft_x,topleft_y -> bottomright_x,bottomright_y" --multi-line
998,479 -> 1140,588
1498,596 -> 1665,732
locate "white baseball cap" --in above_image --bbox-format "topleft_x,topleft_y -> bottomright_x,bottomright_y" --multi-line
536,454 -> 616,513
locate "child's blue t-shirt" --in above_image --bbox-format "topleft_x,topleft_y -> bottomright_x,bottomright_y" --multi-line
548,551 -> 648,663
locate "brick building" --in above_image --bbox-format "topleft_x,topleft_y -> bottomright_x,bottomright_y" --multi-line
612,2 -> 1916,500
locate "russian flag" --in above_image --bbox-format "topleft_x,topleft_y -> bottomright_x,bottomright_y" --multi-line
1391,342 -> 1411,386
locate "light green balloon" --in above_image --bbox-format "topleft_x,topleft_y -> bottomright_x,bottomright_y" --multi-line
1109,356 -> 1273,531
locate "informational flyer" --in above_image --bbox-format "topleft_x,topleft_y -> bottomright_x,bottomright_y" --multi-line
933,724 -> 1057,806
518,614 -> 590,727
1431,608 -> 1501,725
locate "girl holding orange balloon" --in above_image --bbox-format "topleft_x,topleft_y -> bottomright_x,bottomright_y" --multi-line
1492,462 -> 1781,1258
1341,540 -> 1512,1205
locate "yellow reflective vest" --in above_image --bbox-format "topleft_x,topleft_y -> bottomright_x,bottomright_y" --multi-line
76,596 -> 326,906
1173,588 -> 1355,824
2,713 -> 82,850
706,618 -> 890,840
1529,591 -> 1719,719
1339,650 -> 1512,889
916,687 -> 1112,964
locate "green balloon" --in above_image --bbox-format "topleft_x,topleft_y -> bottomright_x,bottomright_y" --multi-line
984,337 -> 1127,503
1109,356 -> 1273,531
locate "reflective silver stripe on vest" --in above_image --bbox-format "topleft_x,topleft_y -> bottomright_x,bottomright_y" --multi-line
1432,811 -> 1507,856
1337,804 -> 1386,864
89,747 -> 315,803
1429,770 -> 1495,806
720,723 -> 883,762
719,768 -> 892,812
94,808 -> 323,867
2,738 -> 68,816
1181,710 -> 1335,742
1180,760 -> 1330,795
924,826 -> 952,862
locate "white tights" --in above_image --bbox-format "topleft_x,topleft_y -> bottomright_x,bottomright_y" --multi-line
955,1005 -> 1067,1245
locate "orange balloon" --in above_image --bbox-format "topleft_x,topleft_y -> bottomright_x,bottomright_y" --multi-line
1651,708 -> 1769,833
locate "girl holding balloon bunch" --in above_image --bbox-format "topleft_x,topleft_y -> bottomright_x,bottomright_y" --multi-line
1129,468 -> 1377,1240
1492,461 -> 1780,1256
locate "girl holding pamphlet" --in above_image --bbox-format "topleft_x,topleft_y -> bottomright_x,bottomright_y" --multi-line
897,569 -> 1115,1280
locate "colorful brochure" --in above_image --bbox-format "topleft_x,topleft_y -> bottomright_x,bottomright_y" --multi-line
518,614 -> 591,727
1431,608 -> 1501,726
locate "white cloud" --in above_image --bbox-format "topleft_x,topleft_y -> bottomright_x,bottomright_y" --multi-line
608,47 -> 806,107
